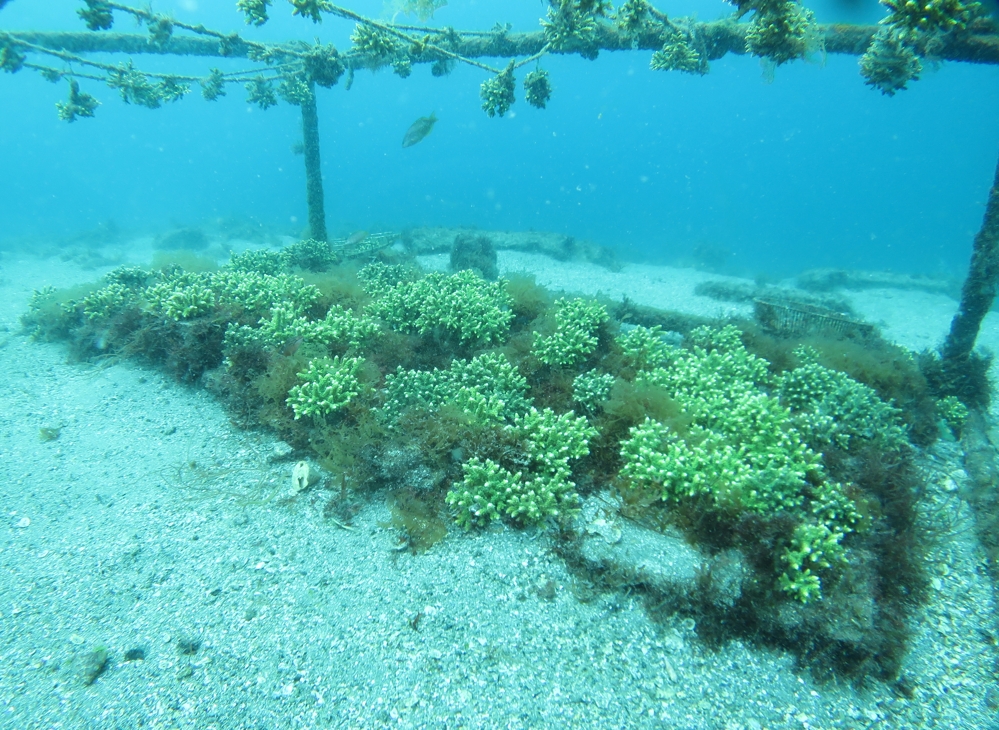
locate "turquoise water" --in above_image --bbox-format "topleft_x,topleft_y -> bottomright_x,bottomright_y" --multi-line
2,0 -> 998,277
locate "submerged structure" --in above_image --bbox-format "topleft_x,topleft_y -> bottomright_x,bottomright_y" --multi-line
5,0 -> 999,693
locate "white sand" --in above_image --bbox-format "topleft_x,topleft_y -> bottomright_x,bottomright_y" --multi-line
0,248 -> 996,728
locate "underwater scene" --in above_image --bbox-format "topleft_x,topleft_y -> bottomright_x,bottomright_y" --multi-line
2,0 -> 999,728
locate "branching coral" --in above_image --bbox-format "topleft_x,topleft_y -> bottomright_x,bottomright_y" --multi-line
615,0 -> 657,36
745,0 -> 820,66
80,282 -> 135,321
351,23 -> 400,61
287,355 -> 365,419
291,0 -> 333,23
524,69 -> 553,109
542,0 -> 600,59
246,76 -> 277,109
78,0 -> 114,31
447,407 -> 597,528
534,297 -> 609,367
367,269 -> 513,346
859,27 -> 922,95
617,327 -> 879,602
778,346 -> 908,452
382,351 -> 530,424
304,43 -> 345,88
56,79 -> 100,121
201,69 -> 226,101
226,301 -> 380,356
615,324 -> 677,372
650,27 -> 707,75
881,0 -> 980,36
237,0 -> 271,26
573,369 -> 615,414
480,61 -> 516,118
145,273 -> 217,320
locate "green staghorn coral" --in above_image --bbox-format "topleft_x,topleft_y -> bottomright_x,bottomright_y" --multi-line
225,300 -> 380,356
211,270 -> 320,316
237,0 -> 270,26
145,273 -> 216,320
287,355 -> 365,419
246,76 -> 277,109
541,1 -> 600,58
78,0 -> 114,31
447,407 -> 596,528
615,324 -> 678,372
367,269 -> 513,347
572,369 -> 615,414
777,346 -> 908,452
480,61 -> 516,118
56,79 -> 100,122
881,0 -> 980,36
201,69 -> 227,101
616,327 -> 878,601
936,395 -> 968,436
357,262 -> 417,298
80,282 -> 134,321
351,23 -> 400,60
615,0 -> 656,35
382,351 -> 530,424
650,27 -> 707,75
535,297 -> 609,367
745,1 -> 820,66
859,27 -> 922,96
523,69 -> 553,109
292,0 -> 333,23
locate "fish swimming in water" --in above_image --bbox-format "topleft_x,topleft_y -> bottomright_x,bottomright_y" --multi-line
345,230 -> 368,247
402,112 -> 437,148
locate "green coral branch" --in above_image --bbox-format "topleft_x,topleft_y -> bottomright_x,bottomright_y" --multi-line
382,352 -> 530,424
535,297 -> 609,367
287,355 -> 365,419
367,269 -> 513,347
56,77 -> 100,121
447,406 -> 596,528
614,327 -> 909,602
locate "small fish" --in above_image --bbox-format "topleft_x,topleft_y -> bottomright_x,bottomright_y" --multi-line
345,230 -> 368,247
279,336 -> 305,357
402,112 -> 437,148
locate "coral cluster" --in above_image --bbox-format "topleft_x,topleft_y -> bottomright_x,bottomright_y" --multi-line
861,0 -> 979,94
291,0 -> 333,23
881,0 -> 980,35
650,27 -> 707,75
535,297 -> 609,367
480,61 -> 516,118
367,269 -> 513,347
572,369 -> 616,414
523,69 -> 553,109
287,356 -> 365,420
617,327 -> 890,601
24,238 -> 945,678
237,0 -> 271,26
245,76 -> 277,109
446,407 -> 597,528
859,27 -> 922,95
744,0 -> 819,66
56,79 -> 101,122
382,352 -> 530,424
541,0 -> 601,59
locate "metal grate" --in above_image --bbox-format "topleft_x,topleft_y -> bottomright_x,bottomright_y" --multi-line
753,298 -> 875,338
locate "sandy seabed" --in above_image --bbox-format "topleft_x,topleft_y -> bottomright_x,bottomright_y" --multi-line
0,244 -> 997,729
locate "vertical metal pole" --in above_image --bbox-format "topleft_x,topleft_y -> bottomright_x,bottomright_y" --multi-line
300,81 -> 327,242
942,150 -> 999,366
